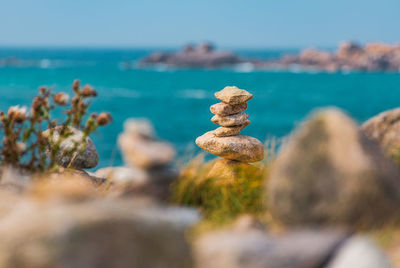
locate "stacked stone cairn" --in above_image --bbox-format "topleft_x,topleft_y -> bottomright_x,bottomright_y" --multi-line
196,86 -> 264,178
96,118 -> 177,200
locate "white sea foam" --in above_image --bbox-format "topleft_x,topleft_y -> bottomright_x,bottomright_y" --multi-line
233,63 -> 255,73
103,88 -> 141,98
39,59 -> 51,69
177,89 -> 208,99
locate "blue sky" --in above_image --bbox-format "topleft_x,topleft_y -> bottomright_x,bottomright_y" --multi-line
1,0 -> 399,48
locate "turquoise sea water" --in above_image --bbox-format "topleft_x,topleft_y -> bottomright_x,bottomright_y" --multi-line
0,48 -> 400,168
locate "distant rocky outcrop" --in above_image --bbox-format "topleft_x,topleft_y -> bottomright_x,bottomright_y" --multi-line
137,42 -> 259,68
137,41 -> 400,72
268,41 -> 400,72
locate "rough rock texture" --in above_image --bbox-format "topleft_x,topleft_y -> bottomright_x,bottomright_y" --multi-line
118,133 -> 176,169
361,108 -> 400,165
196,131 -> 264,162
210,102 -> 248,116
0,199 -> 199,268
215,86 -> 253,105
213,122 -> 250,137
268,108 -> 400,227
327,236 -> 391,268
211,113 -> 249,127
43,127 -> 99,169
194,229 -> 348,268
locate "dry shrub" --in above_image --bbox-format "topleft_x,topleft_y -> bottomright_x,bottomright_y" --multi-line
0,80 -> 112,173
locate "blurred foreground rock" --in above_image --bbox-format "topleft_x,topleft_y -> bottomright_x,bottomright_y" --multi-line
195,223 -> 351,268
195,222 -> 392,268
361,108 -> 400,165
96,118 -> 177,200
118,118 -> 176,169
0,166 -> 30,193
327,236 -> 391,268
0,198 -> 199,268
268,108 -> 400,228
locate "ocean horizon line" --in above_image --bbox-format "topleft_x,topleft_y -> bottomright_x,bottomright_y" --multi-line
0,45 -> 331,52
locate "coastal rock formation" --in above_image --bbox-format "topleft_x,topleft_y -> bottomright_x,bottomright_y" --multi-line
196,86 -> 264,163
268,108 -> 400,228
138,43 -> 253,68
271,41 -> 400,72
361,108 -> 400,165
43,126 -> 99,169
137,41 -> 400,72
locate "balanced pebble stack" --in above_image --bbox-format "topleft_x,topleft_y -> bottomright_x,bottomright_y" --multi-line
196,86 -> 264,163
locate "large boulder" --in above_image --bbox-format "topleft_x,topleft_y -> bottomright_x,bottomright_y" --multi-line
268,108 -> 400,228
0,199 -> 199,268
361,108 -> 400,165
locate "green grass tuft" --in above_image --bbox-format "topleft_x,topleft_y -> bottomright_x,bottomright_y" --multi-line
171,139 -> 278,231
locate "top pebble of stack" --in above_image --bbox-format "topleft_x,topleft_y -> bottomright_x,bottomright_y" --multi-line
215,86 -> 253,105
